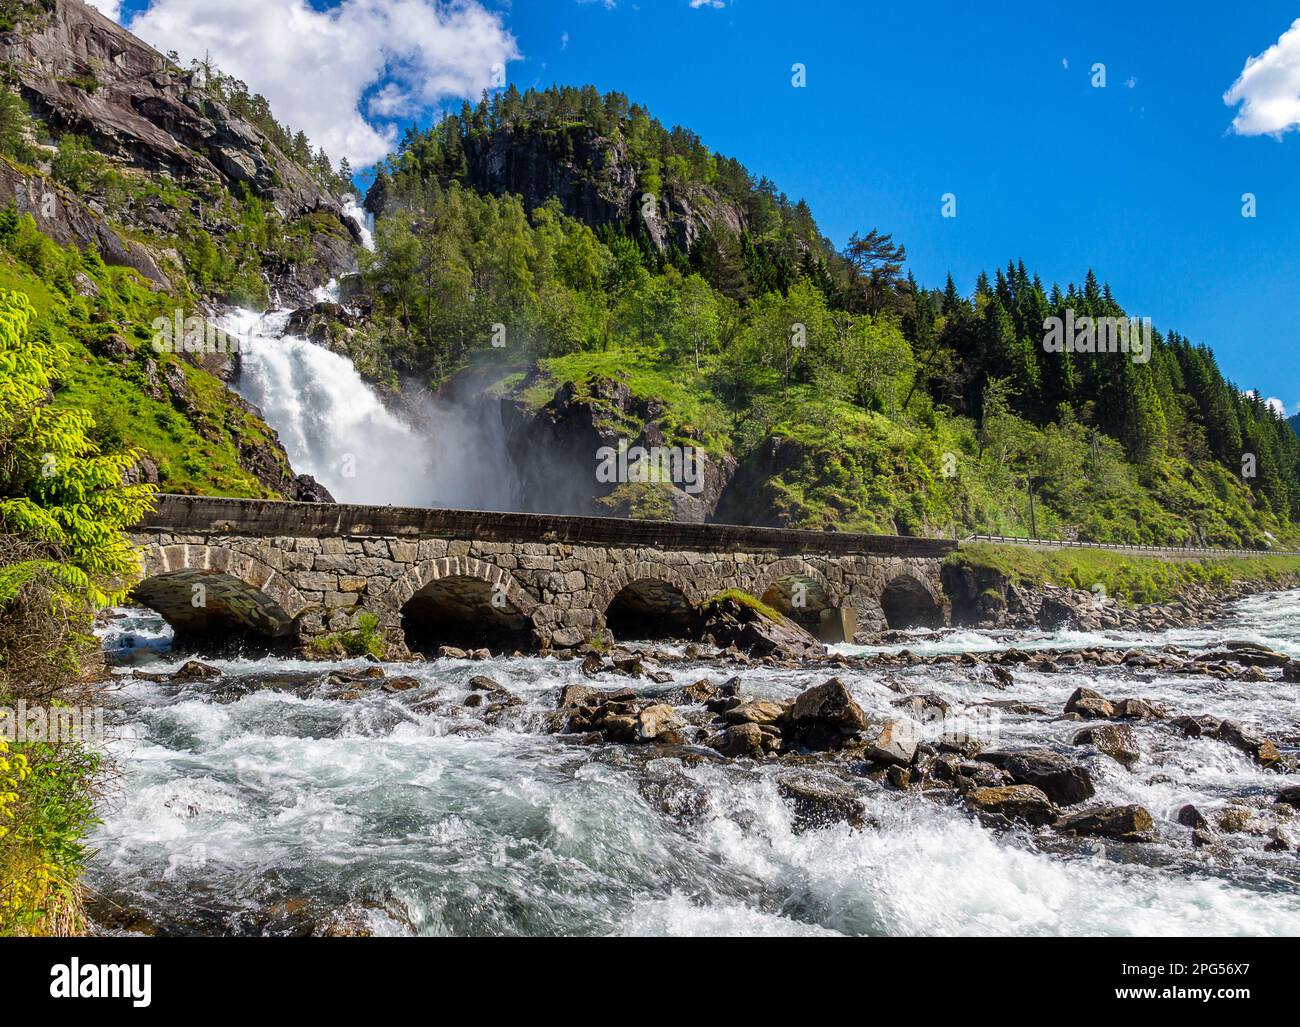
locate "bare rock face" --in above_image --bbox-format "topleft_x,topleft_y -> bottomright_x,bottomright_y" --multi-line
0,0 -> 337,217
368,123 -> 746,257
0,160 -> 170,286
502,374 -> 736,522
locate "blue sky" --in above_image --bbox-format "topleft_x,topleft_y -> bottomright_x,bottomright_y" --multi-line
106,0 -> 1300,413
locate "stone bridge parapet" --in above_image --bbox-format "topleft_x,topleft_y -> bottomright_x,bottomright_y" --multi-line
128,496 -> 955,651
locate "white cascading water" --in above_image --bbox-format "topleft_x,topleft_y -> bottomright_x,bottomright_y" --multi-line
220,195 -> 442,506
340,195 -> 375,252
89,590 -> 1300,936
222,306 -> 435,507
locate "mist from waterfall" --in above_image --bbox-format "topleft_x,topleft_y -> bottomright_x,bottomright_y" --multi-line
222,300 -> 569,512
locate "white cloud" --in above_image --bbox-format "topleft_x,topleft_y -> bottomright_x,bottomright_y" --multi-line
84,0 -> 123,21
127,0 -> 520,168
689,1 -> 727,7
1224,18 -> 1300,137
1247,390 -> 1290,416
1125,76 -> 1137,89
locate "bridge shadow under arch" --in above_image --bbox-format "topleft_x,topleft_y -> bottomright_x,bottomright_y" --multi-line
386,557 -> 538,654
131,544 -> 308,650
754,559 -> 838,634
597,564 -> 700,642
880,574 -> 944,629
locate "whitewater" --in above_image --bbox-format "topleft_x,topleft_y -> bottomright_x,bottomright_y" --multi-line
89,591 -> 1300,937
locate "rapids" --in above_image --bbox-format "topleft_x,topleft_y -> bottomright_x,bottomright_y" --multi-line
86,592 -> 1300,937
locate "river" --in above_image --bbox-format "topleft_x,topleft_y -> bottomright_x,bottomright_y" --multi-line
87,589 -> 1300,937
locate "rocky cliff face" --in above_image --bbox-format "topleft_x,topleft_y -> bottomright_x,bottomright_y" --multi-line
366,124 -> 745,255
502,373 -> 736,522
0,0 -> 337,218
0,156 -> 171,285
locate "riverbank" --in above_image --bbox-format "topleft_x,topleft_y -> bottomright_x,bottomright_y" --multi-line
939,545 -> 1300,635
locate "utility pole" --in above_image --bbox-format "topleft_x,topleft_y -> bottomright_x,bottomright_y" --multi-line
1027,476 -> 1040,540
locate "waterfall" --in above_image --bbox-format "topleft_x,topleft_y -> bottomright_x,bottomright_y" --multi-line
222,307 -> 435,506
340,195 -> 375,252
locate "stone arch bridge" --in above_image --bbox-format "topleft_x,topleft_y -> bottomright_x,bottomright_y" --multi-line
129,496 -> 956,652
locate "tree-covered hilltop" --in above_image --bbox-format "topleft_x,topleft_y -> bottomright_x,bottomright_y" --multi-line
346,87 -> 1299,546
364,84 -> 849,299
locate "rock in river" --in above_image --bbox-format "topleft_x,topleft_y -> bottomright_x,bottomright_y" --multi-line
784,677 -> 869,752
777,776 -> 869,834
1055,804 -> 1155,843
976,748 -> 1096,806
1072,723 -> 1140,769
966,784 -> 1059,827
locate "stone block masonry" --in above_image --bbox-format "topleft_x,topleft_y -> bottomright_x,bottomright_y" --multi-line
129,496 -> 953,651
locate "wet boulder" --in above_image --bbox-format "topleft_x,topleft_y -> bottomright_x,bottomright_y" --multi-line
639,770 -> 713,822
891,693 -> 951,717
1111,698 -> 1164,721
862,719 -> 922,767
1171,714 -> 1221,738
1215,806 -> 1254,834
777,776 -> 869,834
1055,804 -> 1154,843
989,665 -> 1014,688
1072,724 -> 1140,769
1265,827 -> 1293,852
1278,786 -> 1300,809
558,682 -> 601,709
976,749 -> 1095,806
724,699 -> 787,727
637,704 -> 687,742
170,660 -> 222,682
709,722 -> 767,758
1064,687 -> 1114,720
1219,641 -> 1292,667
966,784 -> 1059,827
1216,720 -> 1282,768
678,679 -> 719,704
1176,804 -> 1211,831
783,678 -> 869,752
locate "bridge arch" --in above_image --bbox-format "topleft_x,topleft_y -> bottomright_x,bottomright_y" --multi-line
383,556 -> 539,653
132,543 -> 309,642
880,573 -> 944,629
752,559 -> 840,630
594,562 -> 701,641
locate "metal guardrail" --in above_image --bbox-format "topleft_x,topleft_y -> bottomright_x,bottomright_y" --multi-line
963,534 -> 1300,558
